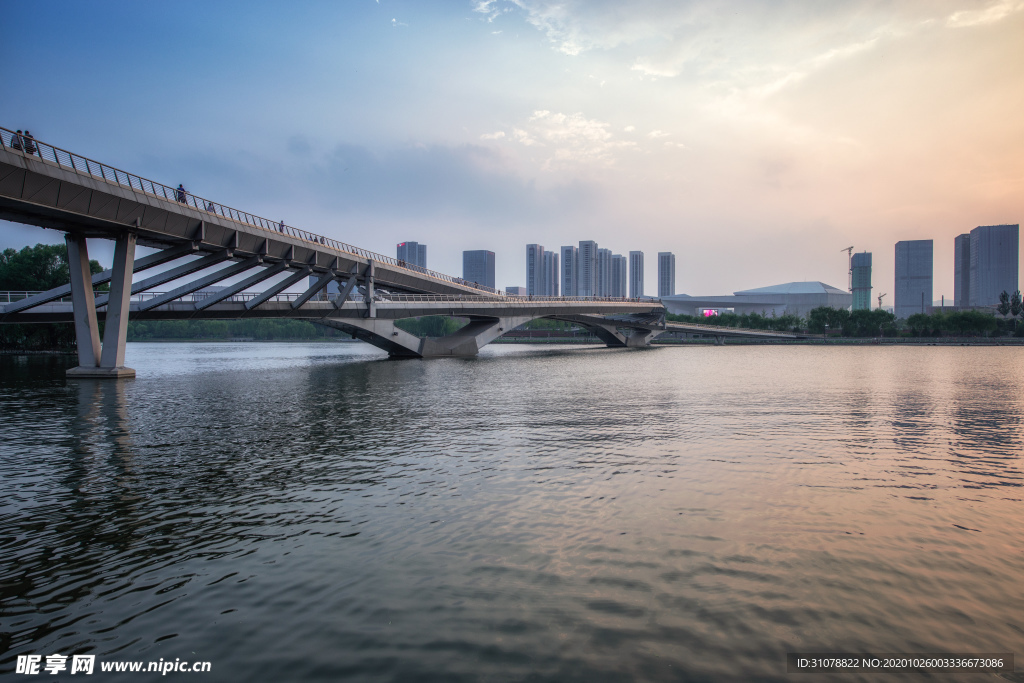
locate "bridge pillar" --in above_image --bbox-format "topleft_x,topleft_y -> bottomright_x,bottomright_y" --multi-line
364,261 -> 376,318
65,234 -> 101,371
66,232 -> 137,379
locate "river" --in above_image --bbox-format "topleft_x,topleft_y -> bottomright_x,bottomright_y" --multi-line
1,342 -> 1021,681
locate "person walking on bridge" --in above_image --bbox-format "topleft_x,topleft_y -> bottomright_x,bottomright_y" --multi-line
176,184 -> 187,203
10,130 -> 24,151
23,131 -> 37,156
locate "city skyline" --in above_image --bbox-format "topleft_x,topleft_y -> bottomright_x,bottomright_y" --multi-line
0,1 -> 1021,299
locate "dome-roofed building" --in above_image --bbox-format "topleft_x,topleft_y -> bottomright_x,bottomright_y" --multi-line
661,281 -> 851,318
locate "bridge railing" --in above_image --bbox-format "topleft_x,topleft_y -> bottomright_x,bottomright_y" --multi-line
2,290 -> 663,307
0,126 -> 507,297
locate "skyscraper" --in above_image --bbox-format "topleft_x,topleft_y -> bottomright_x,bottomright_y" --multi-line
851,251 -> 872,310
611,254 -> 627,298
629,251 -> 644,298
396,241 -> 427,269
526,244 -> 545,296
894,240 -> 933,319
578,240 -> 598,297
560,245 -> 578,297
968,224 -> 1019,306
542,250 -> 560,296
597,248 -> 612,296
657,252 -> 676,297
462,250 -> 495,289
954,233 -> 971,307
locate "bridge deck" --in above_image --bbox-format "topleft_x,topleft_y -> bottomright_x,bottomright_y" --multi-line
0,127 -> 498,297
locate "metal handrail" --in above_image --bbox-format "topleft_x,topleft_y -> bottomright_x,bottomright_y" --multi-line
0,125 -> 507,296
1,290 -> 663,306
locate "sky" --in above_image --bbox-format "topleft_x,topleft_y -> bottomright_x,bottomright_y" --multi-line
1,0 -> 1021,298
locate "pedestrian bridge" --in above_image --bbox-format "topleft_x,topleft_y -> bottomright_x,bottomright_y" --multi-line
0,126 -> 803,376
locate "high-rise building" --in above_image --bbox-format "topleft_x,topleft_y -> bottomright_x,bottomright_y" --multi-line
396,241 -> 427,269
629,251 -> 644,298
894,240 -> 933,319
954,233 -> 971,307
462,250 -> 495,289
506,286 -> 526,296
526,244 -> 545,296
578,241 -> 598,297
968,224 -> 1019,307
851,251 -> 872,310
611,254 -> 627,298
597,248 -> 612,296
542,250 -> 560,296
657,252 -> 676,297
560,246 -> 578,297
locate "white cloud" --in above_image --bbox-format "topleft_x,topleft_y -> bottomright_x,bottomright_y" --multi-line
630,61 -> 682,79
947,0 -> 1024,27
480,131 -> 506,140
624,125 -> 635,132
647,130 -> 669,138
391,18 -> 408,27
512,110 -> 637,168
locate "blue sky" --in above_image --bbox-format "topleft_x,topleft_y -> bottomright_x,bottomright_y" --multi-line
2,0 -> 1021,296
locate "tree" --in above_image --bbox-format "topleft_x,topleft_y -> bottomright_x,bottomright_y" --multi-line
0,243 -> 104,350
997,290 -> 1011,317
806,306 -> 850,334
844,308 -> 896,337
1011,290 -> 1023,328
0,243 -> 102,290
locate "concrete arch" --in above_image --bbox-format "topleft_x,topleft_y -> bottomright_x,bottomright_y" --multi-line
316,314 -> 539,358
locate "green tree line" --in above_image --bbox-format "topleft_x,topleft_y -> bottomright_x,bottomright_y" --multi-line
0,244 -> 103,350
668,305 -> 1021,338
126,319 -> 349,341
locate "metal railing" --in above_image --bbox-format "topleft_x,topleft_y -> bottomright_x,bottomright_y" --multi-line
0,125 -> 507,296
2,290 -> 660,306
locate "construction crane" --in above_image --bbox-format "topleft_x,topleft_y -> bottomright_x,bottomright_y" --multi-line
841,246 -> 854,292
877,293 -> 887,309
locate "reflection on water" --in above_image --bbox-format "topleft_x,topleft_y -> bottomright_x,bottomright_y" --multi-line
1,343 -> 1022,682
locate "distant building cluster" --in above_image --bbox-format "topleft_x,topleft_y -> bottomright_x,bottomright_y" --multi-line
955,224 -> 1018,308
391,224 -> 1017,315
538,242 -> 673,298
895,224 -> 1018,318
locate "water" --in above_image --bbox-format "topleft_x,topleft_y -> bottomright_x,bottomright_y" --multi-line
1,342 -> 1022,682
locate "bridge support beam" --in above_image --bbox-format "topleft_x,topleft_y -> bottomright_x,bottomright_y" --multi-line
317,315 -> 535,358
66,232 -> 137,379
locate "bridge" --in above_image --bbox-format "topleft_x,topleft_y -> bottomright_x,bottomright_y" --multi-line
0,126 -> 803,377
